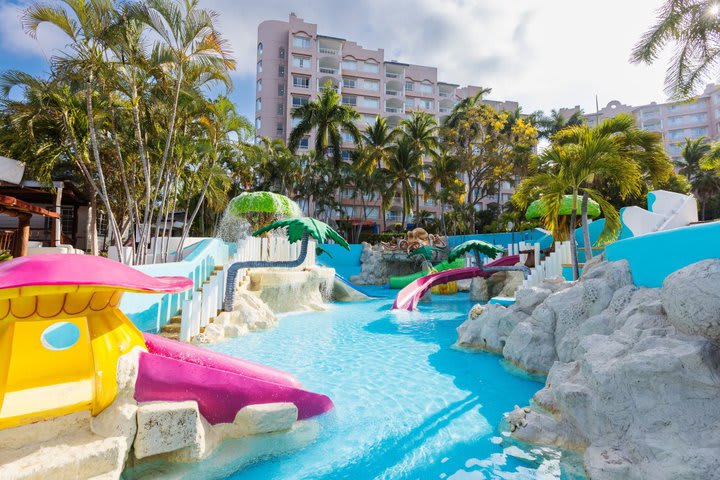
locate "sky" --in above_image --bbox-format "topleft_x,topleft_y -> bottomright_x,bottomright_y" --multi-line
0,0 -> 677,121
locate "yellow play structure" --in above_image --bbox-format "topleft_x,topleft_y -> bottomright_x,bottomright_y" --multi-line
0,255 -> 192,430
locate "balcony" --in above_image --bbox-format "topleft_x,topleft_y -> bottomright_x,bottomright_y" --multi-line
386,72 -> 401,79
439,91 -> 452,98
319,47 -> 340,55
439,107 -> 451,114
385,89 -> 402,97
319,67 -> 338,75
385,106 -> 403,113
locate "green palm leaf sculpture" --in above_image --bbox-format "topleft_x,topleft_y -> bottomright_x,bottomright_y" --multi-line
227,191 -> 302,232
448,240 -> 505,265
408,245 -> 443,261
525,195 -> 600,220
253,217 -> 350,250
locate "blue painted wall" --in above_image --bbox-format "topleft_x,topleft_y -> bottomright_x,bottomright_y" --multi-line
446,229 -> 547,249
120,238 -> 231,332
606,221 -> 720,287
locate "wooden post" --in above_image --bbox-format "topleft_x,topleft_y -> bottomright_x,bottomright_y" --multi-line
16,213 -> 30,257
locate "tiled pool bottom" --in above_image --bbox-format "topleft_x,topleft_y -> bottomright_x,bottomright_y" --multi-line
124,290 -> 583,479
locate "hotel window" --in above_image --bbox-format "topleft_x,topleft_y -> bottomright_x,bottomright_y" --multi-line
292,117 -> 301,127
299,137 -> 309,149
363,79 -> 379,91
341,131 -> 354,143
341,150 -> 352,161
405,81 -> 414,91
293,75 -> 310,88
419,83 -> 433,94
292,55 -> 311,68
292,95 -> 309,107
257,42 -> 263,56
341,188 -> 354,198
292,35 -> 311,49
367,208 -> 379,219
362,61 -> 379,73
277,103 -> 284,115
276,122 -> 284,136
363,114 -> 377,124
343,77 -> 356,88
404,99 -> 415,109
278,83 -> 285,95
61,206 -> 74,235
255,98 -> 261,111
279,47 -> 285,58
418,99 -> 433,110
342,95 -> 357,106
256,79 -> 262,92
361,97 -> 379,109
278,65 -> 285,77
255,117 -> 261,129
256,60 -> 262,74
342,59 -> 357,70
343,206 -> 354,217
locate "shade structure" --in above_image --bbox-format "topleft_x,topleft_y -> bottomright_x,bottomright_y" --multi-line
254,217 -> 350,249
227,191 -> 302,218
448,240 -> 505,263
525,195 -> 601,220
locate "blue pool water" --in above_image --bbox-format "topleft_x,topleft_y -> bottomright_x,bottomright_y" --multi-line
126,289 -> 582,479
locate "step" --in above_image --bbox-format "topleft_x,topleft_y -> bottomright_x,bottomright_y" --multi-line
168,315 -> 182,324
161,323 -> 181,334
158,331 -> 179,341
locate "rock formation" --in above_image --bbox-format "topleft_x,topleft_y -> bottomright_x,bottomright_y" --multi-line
469,270 -> 525,302
350,242 -> 422,285
457,257 -> 720,479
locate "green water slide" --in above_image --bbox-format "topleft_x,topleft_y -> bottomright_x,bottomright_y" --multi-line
388,258 -> 466,289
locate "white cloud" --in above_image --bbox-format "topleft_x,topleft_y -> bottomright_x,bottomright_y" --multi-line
205,0 -> 676,113
0,0 -> 680,114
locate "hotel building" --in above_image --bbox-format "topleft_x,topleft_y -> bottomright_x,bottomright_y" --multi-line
560,83 -> 720,164
255,13 -> 521,229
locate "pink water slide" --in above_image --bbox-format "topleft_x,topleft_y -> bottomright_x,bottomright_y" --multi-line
135,334 -> 334,424
392,255 -> 521,311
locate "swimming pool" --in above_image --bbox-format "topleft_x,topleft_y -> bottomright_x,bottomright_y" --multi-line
126,289 -> 582,479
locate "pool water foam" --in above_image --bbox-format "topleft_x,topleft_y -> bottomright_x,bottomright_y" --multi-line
126,289 -> 583,479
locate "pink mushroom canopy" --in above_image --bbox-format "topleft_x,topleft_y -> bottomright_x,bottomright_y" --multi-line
0,254 -> 193,293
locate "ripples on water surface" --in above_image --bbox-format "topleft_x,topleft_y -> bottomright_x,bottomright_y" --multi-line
126,288 -> 583,480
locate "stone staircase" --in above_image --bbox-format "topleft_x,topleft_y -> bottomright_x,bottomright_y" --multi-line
158,266 -> 246,342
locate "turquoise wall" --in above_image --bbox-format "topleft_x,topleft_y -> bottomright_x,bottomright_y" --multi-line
605,221 -> 720,288
121,238 -> 231,332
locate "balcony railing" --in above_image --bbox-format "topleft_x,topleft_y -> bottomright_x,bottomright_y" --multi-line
385,90 -> 402,96
293,81 -> 310,89
386,72 -> 402,79
439,107 -> 451,114
439,92 -> 452,98
319,47 -> 340,55
319,67 -> 338,74
385,107 -> 403,113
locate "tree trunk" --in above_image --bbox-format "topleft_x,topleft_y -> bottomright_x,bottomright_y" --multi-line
581,190 -> 593,262
223,232 -> 310,311
177,161 -> 215,260
570,190 -> 580,280
84,77 -> 124,262
131,81 -> 152,264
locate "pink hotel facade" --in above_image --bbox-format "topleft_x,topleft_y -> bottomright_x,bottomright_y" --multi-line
255,13 -> 520,228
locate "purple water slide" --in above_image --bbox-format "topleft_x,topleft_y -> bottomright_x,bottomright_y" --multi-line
135,334 -> 334,424
392,255 -> 521,311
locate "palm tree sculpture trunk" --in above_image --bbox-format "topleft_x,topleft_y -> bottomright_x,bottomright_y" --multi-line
570,191 -> 580,280
581,191 -> 593,262
223,232 -> 310,311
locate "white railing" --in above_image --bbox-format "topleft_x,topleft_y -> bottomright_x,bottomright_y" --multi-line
385,107 -> 403,113
521,241 -> 572,288
385,90 -> 402,96
386,72 -> 401,78
177,236 -> 316,342
319,48 -> 340,55
319,67 -> 338,74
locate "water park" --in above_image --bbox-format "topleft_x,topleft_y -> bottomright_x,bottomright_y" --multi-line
2,1 -> 720,479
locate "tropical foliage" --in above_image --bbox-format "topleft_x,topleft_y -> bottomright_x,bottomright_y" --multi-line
254,217 -> 350,249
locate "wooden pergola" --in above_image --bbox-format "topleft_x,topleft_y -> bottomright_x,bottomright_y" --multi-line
0,195 -> 60,257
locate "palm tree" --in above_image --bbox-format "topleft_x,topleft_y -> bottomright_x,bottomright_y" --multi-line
443,87 -> 492,128
534,109 -> 586,139
384,136 -> 427,227
426,149 -> 463,235
356,117 -> 395,229
632,0 -> 720,98
23,0 -> 125,260
514,115 -> 658,280
289,83 -> 361,168
400,112 -> 438,217
680,137 -> 720,219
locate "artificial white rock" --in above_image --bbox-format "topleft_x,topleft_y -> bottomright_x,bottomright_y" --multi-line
227,403 -> 298,437
457,303 -> 527,352
460,258 -> 720,479
134,401 -> 203,459
661,259 -> 720,343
